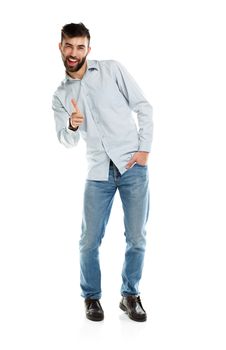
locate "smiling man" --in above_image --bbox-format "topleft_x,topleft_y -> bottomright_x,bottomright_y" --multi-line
60,35 -> 90,77
52,23 -> 154,322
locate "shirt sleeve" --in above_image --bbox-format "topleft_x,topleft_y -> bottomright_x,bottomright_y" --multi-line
52,94 -> 80,148
113,61 -> 153,152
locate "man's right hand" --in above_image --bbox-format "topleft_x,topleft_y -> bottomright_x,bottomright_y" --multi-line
69,98 -> 84,128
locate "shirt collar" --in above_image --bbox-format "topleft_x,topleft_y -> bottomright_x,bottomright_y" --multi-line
65,60 -> 98,81
87,60 -> 98,70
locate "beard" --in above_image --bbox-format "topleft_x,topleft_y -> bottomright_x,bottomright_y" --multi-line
63,54 -> 88,73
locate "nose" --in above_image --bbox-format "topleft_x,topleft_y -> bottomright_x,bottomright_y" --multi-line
70,46 -> 78,57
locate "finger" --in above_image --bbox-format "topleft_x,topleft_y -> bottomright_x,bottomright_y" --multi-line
125,158 -> 136,169
71,115 -> 84,124
71,115 -> 84,120
71,117 -> 84,125
71,98 -> 78,113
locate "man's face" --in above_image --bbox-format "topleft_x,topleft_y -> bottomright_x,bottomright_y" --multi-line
59,36 -> 91,73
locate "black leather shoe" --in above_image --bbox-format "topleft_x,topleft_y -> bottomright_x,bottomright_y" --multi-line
120,295 -> 147,322
85,299 -> 104,321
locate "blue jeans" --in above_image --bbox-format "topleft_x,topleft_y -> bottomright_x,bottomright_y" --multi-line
79,162 -> 150,299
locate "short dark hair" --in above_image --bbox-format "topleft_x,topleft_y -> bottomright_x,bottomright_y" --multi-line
61,23 -> 90,46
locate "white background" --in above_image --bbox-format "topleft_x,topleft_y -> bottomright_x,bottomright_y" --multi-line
0,0 -> 226,349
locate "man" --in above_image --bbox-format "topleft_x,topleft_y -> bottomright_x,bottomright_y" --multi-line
52,23 -> 153,322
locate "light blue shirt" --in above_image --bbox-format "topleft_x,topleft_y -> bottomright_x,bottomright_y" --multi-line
52,60 -> 153,180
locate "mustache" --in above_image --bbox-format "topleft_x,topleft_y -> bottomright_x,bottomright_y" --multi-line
67,56 -> 79,60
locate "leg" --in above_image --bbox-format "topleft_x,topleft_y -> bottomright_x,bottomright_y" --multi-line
79,173 -> 117,299
118,164 -> 150,296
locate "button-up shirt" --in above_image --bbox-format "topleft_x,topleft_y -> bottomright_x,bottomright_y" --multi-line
52,60 -> 153,180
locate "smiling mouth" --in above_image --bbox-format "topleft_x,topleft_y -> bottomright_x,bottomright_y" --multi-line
67,57 -> 79,66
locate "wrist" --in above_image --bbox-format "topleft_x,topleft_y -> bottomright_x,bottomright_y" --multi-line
68,119 -> 78,131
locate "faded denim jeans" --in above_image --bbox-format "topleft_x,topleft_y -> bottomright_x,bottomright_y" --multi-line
79,161 -> 150,299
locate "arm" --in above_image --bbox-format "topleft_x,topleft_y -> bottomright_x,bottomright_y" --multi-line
113,61 -> 154,153
52,94 -> 80,148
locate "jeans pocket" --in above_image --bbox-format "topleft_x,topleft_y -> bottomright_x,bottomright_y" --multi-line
135,162 -> 148,168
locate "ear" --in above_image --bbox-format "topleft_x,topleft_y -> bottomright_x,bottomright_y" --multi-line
88,46 -> 91,55
58,42 -> 62,50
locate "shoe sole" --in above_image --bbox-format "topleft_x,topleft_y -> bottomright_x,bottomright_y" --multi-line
119,302 -> 147,322
86,314 -> 104,322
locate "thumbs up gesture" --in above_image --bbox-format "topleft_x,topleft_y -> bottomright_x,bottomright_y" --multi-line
69,98 -> 84,129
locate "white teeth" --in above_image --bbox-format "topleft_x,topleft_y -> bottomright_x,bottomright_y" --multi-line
68,58 -> 77,62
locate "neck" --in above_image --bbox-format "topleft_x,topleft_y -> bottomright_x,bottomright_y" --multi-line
67,61 -> 88,80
